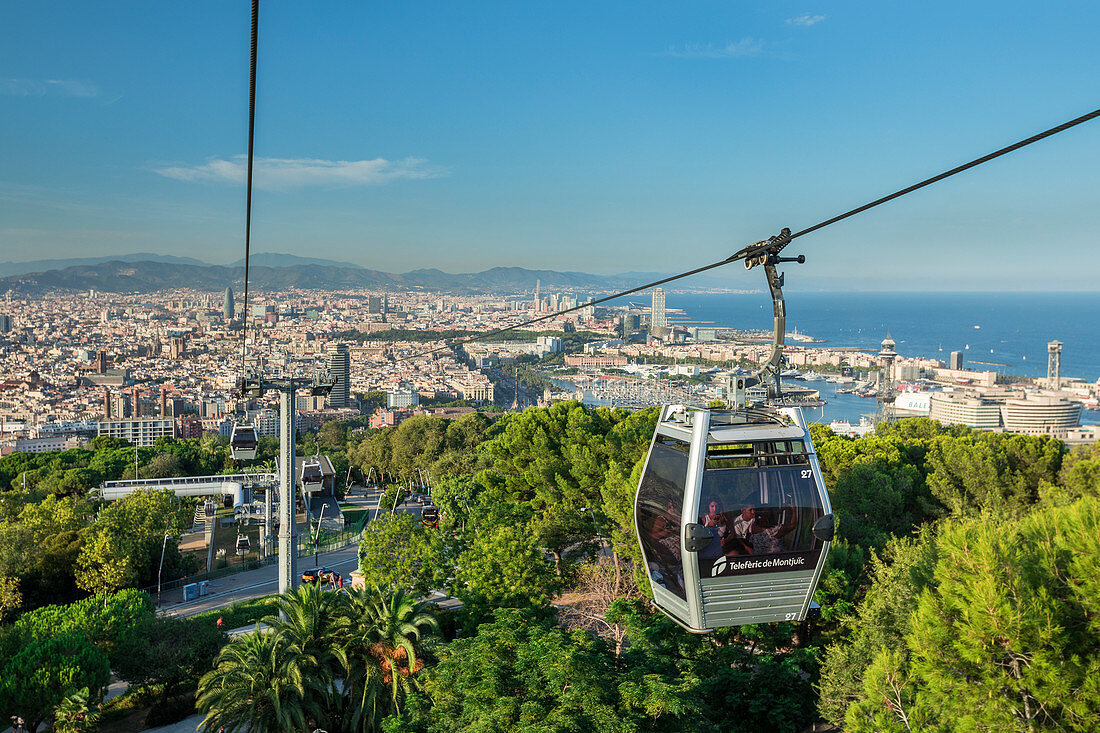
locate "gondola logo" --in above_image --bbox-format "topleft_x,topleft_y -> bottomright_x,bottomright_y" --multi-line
710,552 -> 814,577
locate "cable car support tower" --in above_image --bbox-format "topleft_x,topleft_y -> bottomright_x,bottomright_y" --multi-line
237,373 -> 336,595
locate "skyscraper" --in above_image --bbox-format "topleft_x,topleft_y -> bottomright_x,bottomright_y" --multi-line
650,287 -> 667,335
326,343 -> 351,408
224,287 -> 235,321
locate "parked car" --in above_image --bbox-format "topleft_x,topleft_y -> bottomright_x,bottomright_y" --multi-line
302,567 -> 340,586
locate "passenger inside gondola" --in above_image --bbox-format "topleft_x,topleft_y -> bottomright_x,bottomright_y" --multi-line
748,498 -> 797,555
701,456 -> 825,577
643,511 -> 685,598
636,443 -> 688,599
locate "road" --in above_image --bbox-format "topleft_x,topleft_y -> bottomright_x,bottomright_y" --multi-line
161,485 -> 428,617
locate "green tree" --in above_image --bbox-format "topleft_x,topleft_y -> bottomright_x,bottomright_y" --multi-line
405,608 -> 695,733
319,420 -> 349,450
13,589 -> 156,667
114,615 -> 226,703
1057,441 -> 1100,503
455,522 -> 560,622
358,513 -> 444,597
924,432 -> 1063,517
0,633 -> 111,733
143,451 -> 183,479
74,489 -> 192,593
339,585 -> 440,723
197,627 -> 327,733
599,407 -> 659,574
0,575 -> 21,622
834,497 -> 1100,731
52,686 -> 102,733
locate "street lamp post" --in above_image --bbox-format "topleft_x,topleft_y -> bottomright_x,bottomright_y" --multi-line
581,507 -> 603,543
156,530 -> 171,606
313,503 -> 327,568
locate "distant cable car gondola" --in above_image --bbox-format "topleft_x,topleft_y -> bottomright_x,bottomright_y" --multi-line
635,404 -> 833,632
230,424 -> 258,461
301,458 -> 323,490
421,505 -> 440,527
235,533 -> 251,554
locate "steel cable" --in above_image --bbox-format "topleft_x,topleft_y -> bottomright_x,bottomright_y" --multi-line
402,106 -> 1100,361
239,0 -> 259,381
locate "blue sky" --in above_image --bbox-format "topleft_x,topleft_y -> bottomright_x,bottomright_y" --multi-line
2,1 -> 1099,290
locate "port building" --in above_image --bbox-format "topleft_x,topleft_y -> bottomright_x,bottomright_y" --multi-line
928,390 -> 1083,437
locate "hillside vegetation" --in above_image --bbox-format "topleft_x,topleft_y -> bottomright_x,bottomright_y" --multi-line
2,404 -> 1099,731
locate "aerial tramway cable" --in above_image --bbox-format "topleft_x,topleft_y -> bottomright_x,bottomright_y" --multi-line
404,106 -> 1100,361
238,0 -> 259,380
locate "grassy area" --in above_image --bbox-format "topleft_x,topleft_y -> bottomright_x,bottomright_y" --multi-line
99,689 -> 149,732
98,685 -> 199,732
192,594 -> 280,629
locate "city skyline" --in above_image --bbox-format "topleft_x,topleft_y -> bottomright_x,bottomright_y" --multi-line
3,2 -> 1100,291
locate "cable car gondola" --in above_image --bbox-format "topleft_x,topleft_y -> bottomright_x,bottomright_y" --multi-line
230,424 -> 258,461
633,230 -> 833,632
635,404 -> 833,632
301,458 -> 323,490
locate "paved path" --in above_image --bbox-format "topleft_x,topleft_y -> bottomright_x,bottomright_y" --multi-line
160,543 -> 361,618
144,712 -> 205,732
159,487 -> 428,618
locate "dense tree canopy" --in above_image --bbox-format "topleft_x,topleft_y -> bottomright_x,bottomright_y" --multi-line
75,488 -> 195,594
4,404 -> 1099,732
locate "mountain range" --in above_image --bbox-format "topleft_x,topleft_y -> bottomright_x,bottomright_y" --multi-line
0,254 -> 752,296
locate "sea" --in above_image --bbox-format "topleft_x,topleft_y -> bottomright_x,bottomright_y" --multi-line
606,291 -> 1100,424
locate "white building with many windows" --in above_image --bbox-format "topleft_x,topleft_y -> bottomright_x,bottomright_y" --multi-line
97,418 -> 175,447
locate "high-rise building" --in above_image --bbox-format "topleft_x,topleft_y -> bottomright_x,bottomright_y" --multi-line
367,296 -> 382,314
224,287 -> 235,320
650,288 -> 667,336
949,350 -> 964,370
0,314 -> 11,333
326,343 -> 351,408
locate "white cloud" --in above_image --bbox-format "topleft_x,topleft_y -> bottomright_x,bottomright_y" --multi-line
665,38 -> 765,59
787,14 -> 826,27
1,78 -> 99,97
153,156 -> 447,190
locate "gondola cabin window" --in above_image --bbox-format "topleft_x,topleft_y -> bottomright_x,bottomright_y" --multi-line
636,437 -> 690,600
699,440 -> 825,579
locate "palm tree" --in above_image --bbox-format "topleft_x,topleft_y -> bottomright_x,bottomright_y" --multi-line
196,627 -> 326,733
336,585 -> 441,728
52,687 -> 100,733
265,582 -> 345,664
